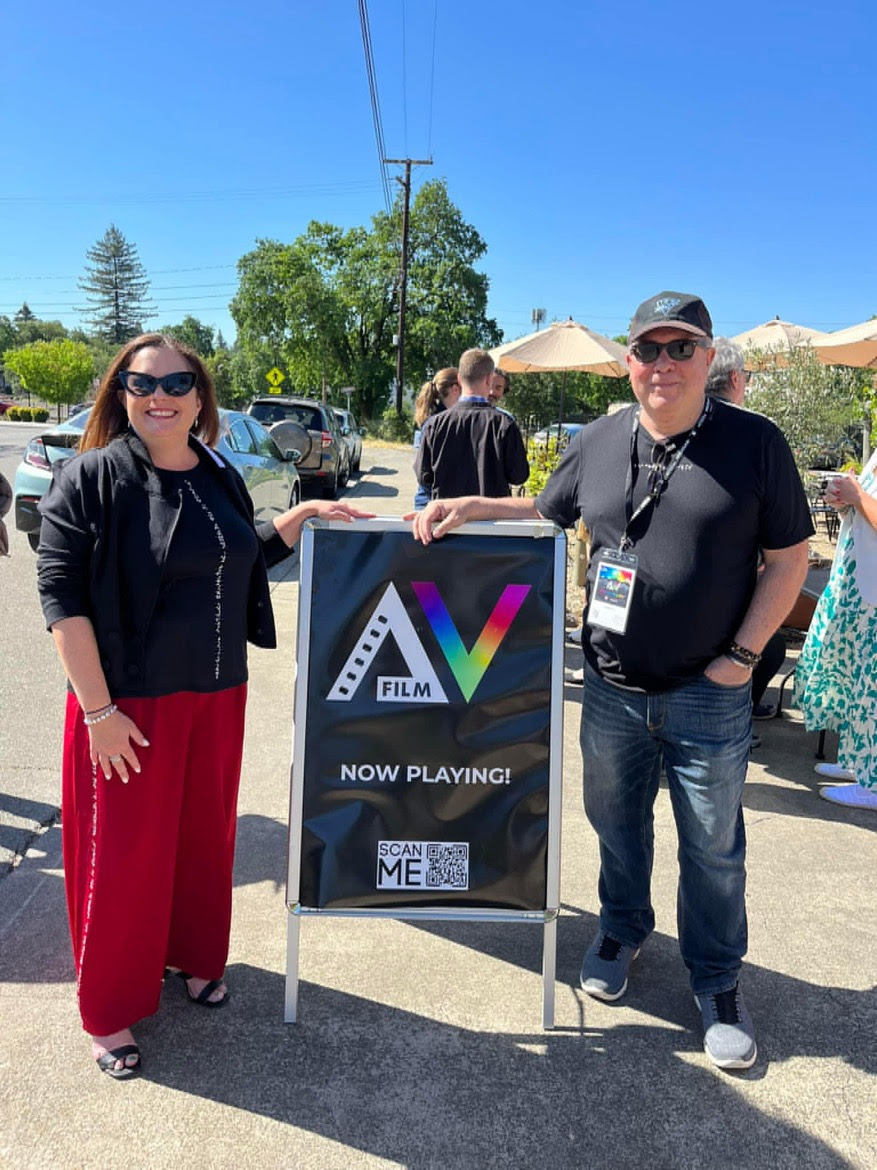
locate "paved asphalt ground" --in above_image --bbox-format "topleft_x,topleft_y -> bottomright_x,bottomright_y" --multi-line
0,429 -> 875,1169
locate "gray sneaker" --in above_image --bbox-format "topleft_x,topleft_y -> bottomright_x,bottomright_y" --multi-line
695,984 -> 757,1070
580,933 -> 640,1001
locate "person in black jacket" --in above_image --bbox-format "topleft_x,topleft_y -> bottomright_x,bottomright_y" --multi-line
414,349 -> 529,500
38,334 -> 371,1079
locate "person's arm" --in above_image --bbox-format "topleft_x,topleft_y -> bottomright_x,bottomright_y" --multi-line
704,539 -> 810,685
504,424 -> 530,487
405,494 -> 541,545
414,424 -> 432,487
270,499 -> 376,549
826,471 -> 877,531
50,615 -> 150,781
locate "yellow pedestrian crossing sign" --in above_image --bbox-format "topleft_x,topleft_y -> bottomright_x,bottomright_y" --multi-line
266,367 -> 285,394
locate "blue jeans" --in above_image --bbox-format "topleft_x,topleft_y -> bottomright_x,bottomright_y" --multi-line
580,664 -> 752,996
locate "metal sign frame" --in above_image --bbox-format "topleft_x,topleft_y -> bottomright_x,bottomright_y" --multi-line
284,518 -> 566,1028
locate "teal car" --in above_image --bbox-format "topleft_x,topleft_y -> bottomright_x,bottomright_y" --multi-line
13,408 -> 301,551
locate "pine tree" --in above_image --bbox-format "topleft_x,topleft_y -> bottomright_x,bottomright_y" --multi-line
14,302 -> 35,323
77,225 -> 155,343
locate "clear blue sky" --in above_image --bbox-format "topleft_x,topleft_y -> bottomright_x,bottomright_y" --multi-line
2,0 -> 875,351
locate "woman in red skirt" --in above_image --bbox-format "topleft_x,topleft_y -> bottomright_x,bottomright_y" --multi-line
38,334 -> 371,1078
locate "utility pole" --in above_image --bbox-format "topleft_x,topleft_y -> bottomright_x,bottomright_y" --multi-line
385,157 -> 431,413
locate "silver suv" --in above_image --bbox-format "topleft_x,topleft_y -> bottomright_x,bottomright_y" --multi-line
247,396 -> 350,498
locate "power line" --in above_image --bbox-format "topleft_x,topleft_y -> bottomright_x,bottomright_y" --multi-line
358,0 -> 393,213
401,0 -> 408,157
0,180 -> 380,208
426,1 -> 438,159
0,264 -> 237,282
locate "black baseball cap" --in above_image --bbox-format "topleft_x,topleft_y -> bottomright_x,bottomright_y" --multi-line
628,291 -> 713,343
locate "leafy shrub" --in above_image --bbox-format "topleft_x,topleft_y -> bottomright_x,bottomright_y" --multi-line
371,405 -> 415,443
525,437 -> 563,496
6,406 -> 48,421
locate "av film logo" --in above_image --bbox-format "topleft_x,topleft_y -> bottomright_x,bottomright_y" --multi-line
326,581 -> 530,704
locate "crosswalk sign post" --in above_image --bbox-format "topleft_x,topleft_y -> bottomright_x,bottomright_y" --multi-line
266,367 -> 285,395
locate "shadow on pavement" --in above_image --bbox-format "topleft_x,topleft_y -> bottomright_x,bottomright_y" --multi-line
132,963 -> 862,1170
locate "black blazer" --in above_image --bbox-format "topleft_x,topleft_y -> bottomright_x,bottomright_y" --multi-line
38,430 -> 287,696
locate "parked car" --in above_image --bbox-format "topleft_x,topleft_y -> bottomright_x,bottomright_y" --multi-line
247,396 -> 350,498
13,408 -> 300,551
530,422 -> 585,448
0,400 -> 13,417
333,407 -> 364,474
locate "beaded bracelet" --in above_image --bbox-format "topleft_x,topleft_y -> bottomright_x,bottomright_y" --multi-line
83,703 -> 118,726
728,640 -> 761,667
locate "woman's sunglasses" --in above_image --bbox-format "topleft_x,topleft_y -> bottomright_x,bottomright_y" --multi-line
118,370 -> 197,397
629,338 -> 709,364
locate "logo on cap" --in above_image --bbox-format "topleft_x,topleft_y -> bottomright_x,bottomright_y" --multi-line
653,297 -> 682,317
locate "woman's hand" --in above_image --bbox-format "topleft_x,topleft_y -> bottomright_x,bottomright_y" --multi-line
273,500 -> 376,549
306,500 -> 376,523
824,471 -> 860,512
88,711 -> 150,783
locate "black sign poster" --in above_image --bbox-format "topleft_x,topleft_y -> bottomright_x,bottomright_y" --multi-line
288,519 -> 564,915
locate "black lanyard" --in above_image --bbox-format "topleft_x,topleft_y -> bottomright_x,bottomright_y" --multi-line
619,397 -> 713,552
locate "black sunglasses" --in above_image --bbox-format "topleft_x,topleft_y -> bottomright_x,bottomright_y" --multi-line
629,338 -> 709,364
118,369 -> 197,397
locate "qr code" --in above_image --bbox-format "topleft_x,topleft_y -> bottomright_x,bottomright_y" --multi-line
426,842 -> 469,889
375,840 -> 470,891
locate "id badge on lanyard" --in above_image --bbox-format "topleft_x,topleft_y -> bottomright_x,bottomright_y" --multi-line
587,549 -> 639,634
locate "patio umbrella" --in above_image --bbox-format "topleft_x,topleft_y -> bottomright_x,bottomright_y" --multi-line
731,318 -> 827,355
490,319 -> 628,433
490,318 -> 628,377
812,318 -> 877,369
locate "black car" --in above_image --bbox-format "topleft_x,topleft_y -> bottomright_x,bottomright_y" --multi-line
247,396 -> 350,498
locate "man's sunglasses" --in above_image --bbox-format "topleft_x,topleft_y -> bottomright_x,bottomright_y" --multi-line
629,338 -> 709,364
118,370 -> 197,397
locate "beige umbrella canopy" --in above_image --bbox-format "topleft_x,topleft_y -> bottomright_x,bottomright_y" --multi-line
812,318 -> 877,369
730,317 -> 827,353
490,318 -> 628,378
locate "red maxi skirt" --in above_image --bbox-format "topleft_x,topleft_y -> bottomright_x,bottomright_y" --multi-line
61,686 -> 247,1035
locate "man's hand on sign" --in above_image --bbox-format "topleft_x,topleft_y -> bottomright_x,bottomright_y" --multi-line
406,498 -> 472,544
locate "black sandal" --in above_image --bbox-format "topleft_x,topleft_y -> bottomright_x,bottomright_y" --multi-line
96,1043 -> 141,1079
168,969 -> 230,1008
186,977 -> 230,1009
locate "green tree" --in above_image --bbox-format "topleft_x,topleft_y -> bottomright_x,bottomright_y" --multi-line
13,318 -> 69,346
205,347 -> 241,408
745,345 -> 865,472
160,315 -> 216,358
231,180 -> 500,420
3,339 -> 95,420
78,224 -> 155,343
504,370 -> 634,436
14,302 -> 35,323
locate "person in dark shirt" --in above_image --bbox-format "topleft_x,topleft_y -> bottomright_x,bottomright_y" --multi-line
38,333 -> 372,1079
706,336 -> 788,727
409,292 -> 813,1071
411,367 -> 460,510
414,348 -> 529,500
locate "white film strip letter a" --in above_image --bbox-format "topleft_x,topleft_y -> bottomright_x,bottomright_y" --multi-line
326,583 -> 449,704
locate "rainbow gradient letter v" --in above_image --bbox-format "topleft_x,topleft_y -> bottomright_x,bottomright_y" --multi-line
410,581 -> 531,701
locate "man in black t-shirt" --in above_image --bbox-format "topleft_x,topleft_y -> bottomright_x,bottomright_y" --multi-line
408,292 -> 813,1072
414,349 -> 529,500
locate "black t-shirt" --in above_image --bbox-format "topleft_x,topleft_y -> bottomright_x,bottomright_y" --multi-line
415,399 -> 530,498
143,459 -> 259,695
536,400 -> 814,692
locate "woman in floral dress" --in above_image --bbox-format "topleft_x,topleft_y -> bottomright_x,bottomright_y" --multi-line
794,450 -> 877,809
